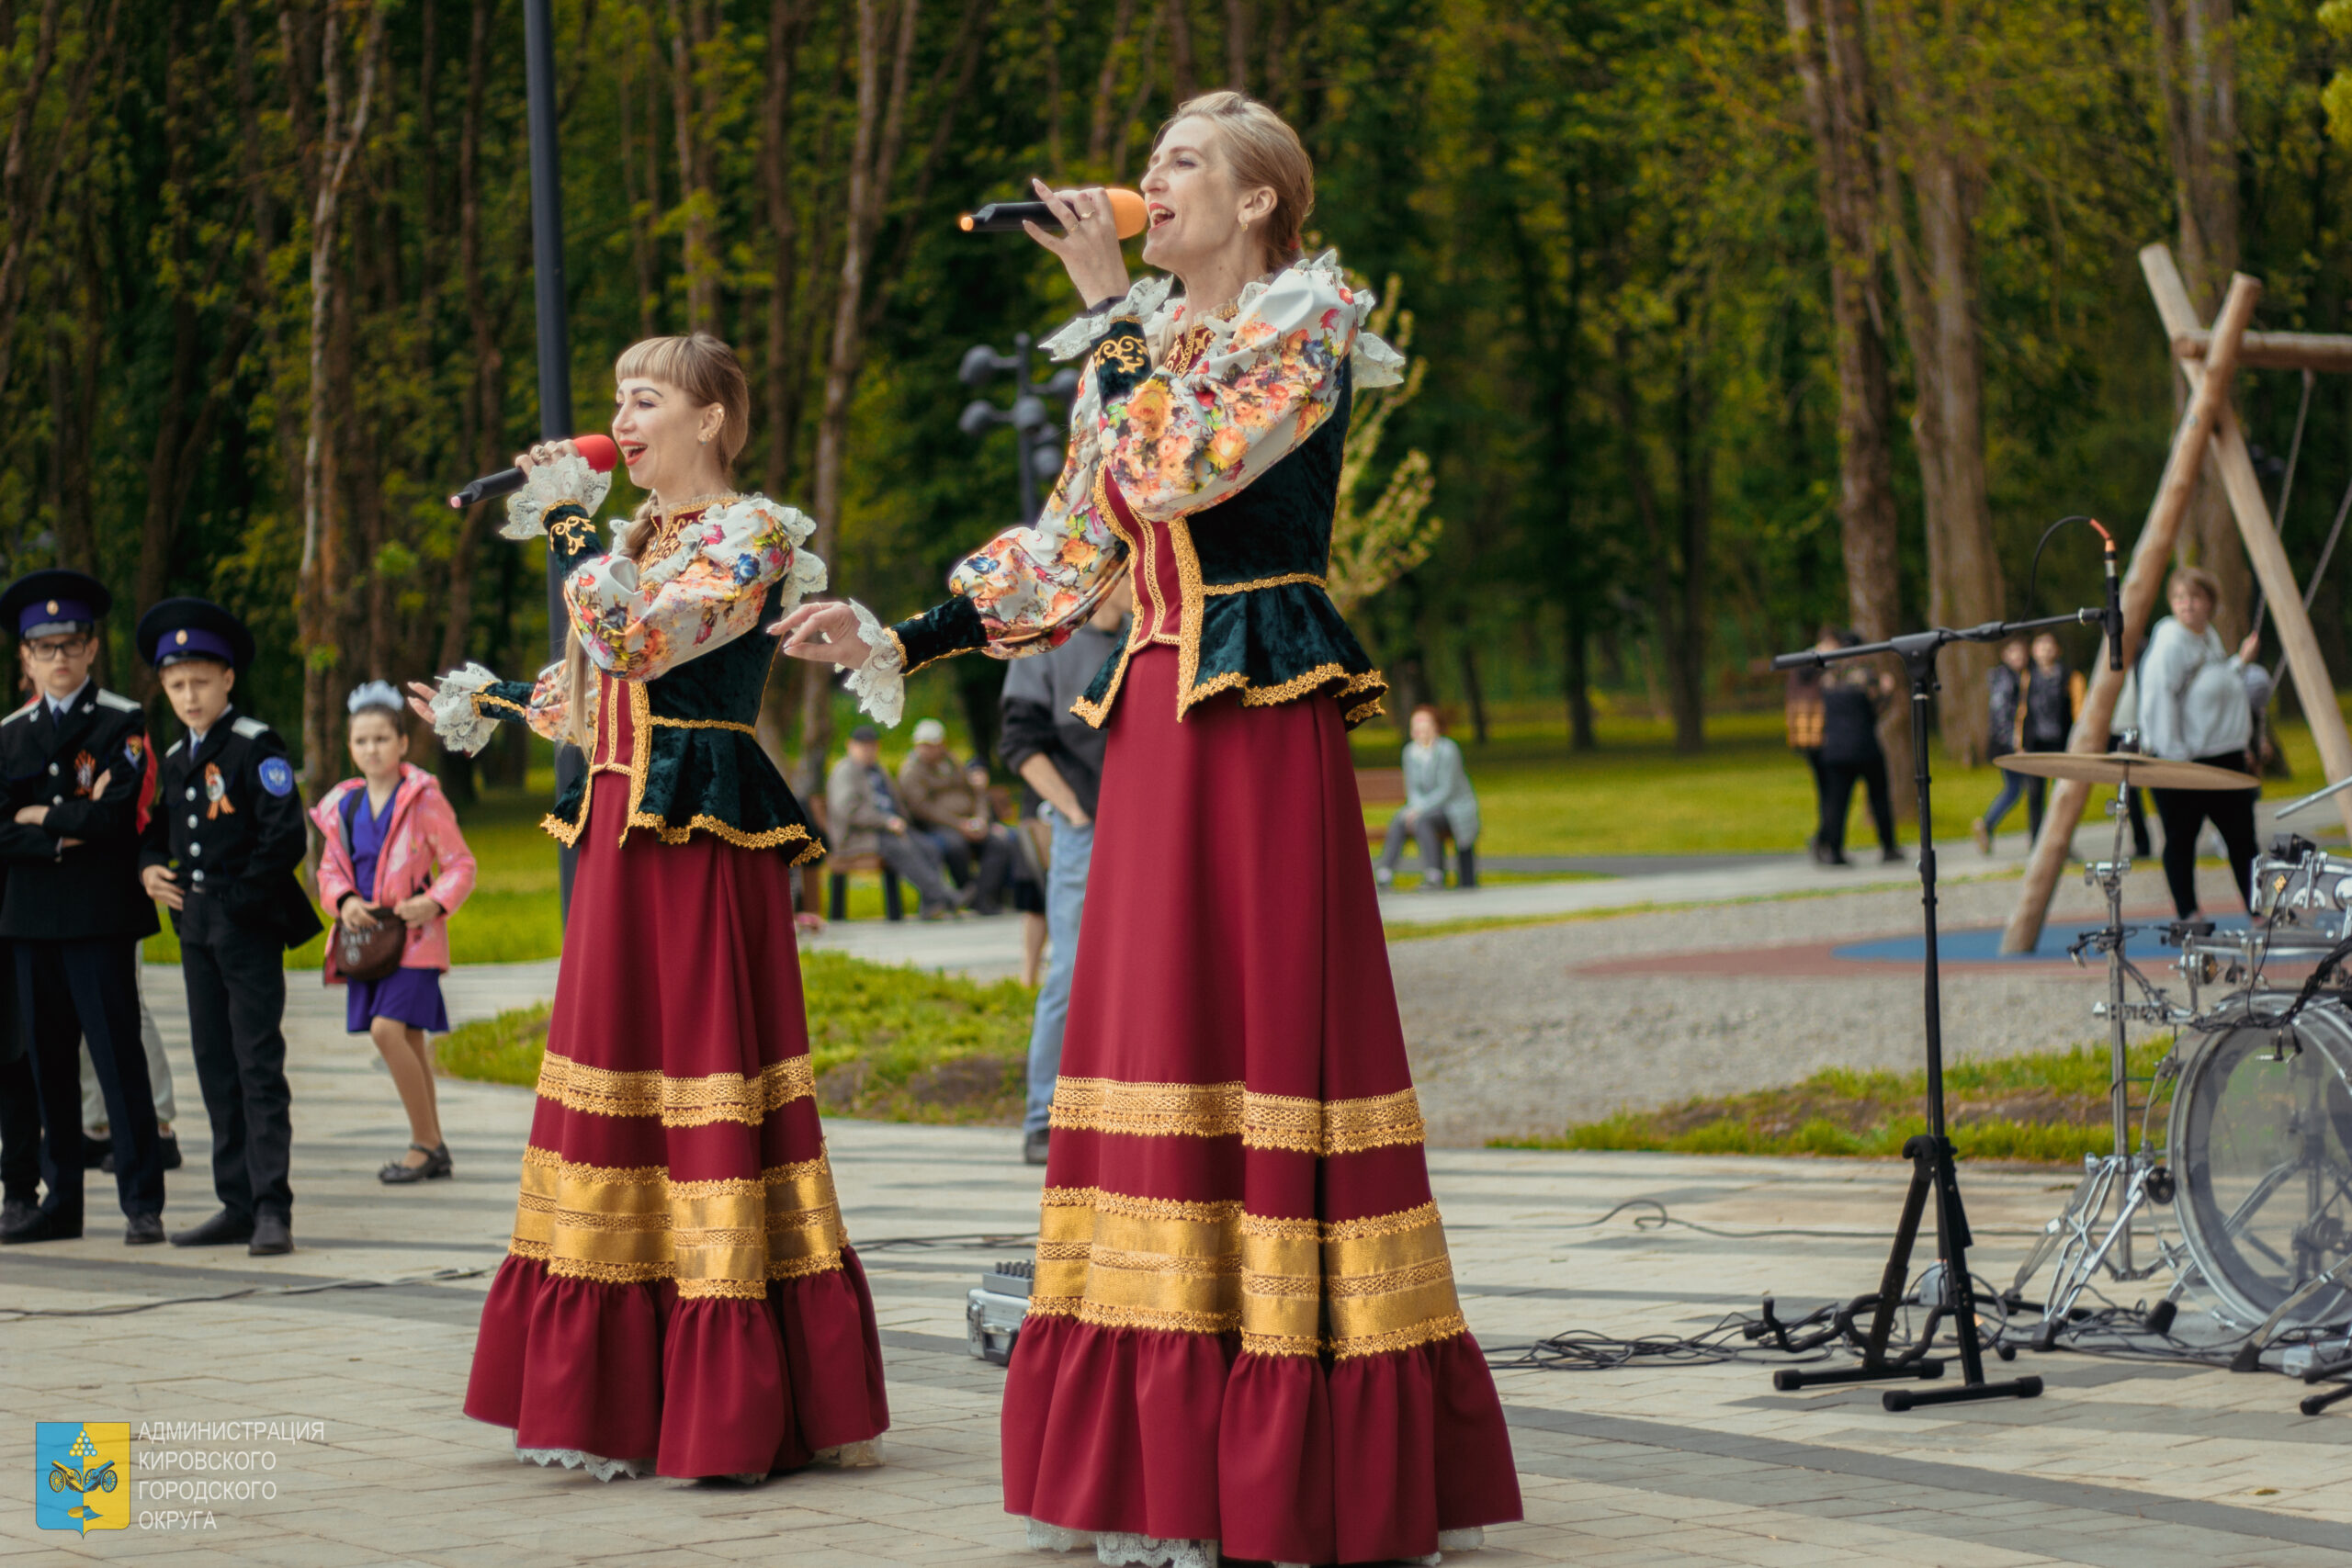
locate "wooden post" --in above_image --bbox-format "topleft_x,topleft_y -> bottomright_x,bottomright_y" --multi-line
1999,259 -> 2261,953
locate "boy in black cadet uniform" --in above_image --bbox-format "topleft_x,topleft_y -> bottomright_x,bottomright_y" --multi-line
0,570 -> 168,1245
135,599 -> 320,1257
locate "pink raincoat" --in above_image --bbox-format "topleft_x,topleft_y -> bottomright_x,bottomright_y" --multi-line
310,763 -> 478,980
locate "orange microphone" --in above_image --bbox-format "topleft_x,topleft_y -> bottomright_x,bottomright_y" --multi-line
959,188 -> 1148,238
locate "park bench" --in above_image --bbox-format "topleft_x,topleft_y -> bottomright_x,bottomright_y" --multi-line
804,784 -> 1025,920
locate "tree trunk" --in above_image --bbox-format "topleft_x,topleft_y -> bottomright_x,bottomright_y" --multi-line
1456,639 -> 1487,745
618,17 -> 657,337
1222,0 -> 1250,90
667,0 -> 715,331
1785,0 -> 1911,817
2152,0 -> 2247,644
1164,0 -> 1196,101
798,0 -> 922,792
1088,0 -> 1136,167
435,0 -> 500,718
297,0 -> 386,793
1566,604 -> 1595,751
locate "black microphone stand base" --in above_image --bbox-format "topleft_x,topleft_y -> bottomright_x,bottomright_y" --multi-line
1767,626 -> 2074,1413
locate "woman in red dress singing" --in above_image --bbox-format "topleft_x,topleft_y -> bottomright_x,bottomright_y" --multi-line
413,333 -> 888,1482
778,93 -> 1519,1565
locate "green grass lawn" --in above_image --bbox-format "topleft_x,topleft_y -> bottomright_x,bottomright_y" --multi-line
437,949 -> 1035,1124
1351,701 -> 2337,860
139,697 -> 2336,973
1498,1035 -> 2175,1164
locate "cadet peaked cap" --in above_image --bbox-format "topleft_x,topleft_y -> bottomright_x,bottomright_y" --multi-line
0,569 -> 110,640
137,597 -> 255,671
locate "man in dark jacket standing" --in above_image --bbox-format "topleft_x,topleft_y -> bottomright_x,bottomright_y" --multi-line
998,580 -> 1130,1165
136,599 -> 320,1257
1812,628 -> 1903,867
0,571 -> 166,1245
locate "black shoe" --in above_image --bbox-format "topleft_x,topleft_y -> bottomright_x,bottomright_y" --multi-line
158,1132 -> 183,1171
2,1207 -> 83,1244
1882,845 -> 1905,864
1022,1130 -> 1050,1167
379,1144 -> 452,1184
170,1208 -> 254,1247
248,1213 -> 293,1256
125,1213 -> 165,1246
0,1196 -> 36,1233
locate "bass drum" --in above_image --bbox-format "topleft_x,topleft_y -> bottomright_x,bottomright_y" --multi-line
2169,993 -> 2352,1326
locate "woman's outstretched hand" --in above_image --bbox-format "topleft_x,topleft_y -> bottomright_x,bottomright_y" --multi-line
514,437 -> 580,476
404,680 -> 439,724
769,602 -> 873,670
1023,177 -> 1131,307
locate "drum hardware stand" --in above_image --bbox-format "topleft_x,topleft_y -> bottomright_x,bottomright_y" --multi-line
1770,618 -> 2087,1411
2012,774 -> 2195,1347
2230,1257 -> 2352,1373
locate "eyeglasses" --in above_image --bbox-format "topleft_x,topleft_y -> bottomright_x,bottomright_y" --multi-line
22,640 -> 90,662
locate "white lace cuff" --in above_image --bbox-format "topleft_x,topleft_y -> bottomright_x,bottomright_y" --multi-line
783,547 -> 830,614
499,450 -> 612,542
427,663 -> 501,755
840,600 -> 907,728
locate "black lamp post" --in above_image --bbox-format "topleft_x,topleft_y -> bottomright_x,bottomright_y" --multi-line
959,333 -> 1080,522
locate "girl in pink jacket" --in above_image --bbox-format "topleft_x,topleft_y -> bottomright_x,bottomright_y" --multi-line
311,683 -> 477,1184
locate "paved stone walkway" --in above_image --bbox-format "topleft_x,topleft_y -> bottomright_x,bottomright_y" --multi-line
4,956 -> 2347,1566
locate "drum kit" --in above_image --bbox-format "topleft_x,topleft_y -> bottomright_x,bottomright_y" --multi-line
1995,749 -> 2352,1404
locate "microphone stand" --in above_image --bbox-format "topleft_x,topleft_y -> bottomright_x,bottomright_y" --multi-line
1767,610 -> 2103,1410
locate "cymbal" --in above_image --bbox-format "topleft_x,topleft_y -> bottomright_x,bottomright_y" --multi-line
1995,751 -> 2257,790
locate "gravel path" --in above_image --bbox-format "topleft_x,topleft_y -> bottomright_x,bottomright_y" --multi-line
1391,864 -> 2190,1146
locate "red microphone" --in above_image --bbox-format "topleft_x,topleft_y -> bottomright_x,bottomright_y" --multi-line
447,434 -> 620,509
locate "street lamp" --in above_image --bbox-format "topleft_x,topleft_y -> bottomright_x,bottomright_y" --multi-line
960,333 -> 1080,522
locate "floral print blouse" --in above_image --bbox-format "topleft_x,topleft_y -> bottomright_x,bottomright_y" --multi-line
942,252 -> 1403,659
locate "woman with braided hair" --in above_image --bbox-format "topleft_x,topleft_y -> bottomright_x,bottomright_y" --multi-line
413,333 -> 888,1482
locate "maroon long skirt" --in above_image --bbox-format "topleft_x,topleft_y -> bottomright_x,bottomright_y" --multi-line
464,772 -> 889,1478
1001,647 -> 1521,1563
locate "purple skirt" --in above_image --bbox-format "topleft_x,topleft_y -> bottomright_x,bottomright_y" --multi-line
346,965 -> 450,1034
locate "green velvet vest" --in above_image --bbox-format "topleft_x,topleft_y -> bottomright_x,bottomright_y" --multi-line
488,502 -> 819,861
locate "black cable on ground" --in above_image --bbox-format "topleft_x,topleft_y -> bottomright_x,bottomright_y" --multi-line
0,1266 -> 491,1322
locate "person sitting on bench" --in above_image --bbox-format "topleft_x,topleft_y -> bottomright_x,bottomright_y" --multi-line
826,725 -> 962,919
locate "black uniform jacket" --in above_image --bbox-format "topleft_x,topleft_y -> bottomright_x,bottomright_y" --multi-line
137,707 -> 322,949
0,685 -> 160,942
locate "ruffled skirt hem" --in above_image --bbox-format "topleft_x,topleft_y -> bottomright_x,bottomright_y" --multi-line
464,1249 -> 890,1479
1002,1314 -> 1521,1564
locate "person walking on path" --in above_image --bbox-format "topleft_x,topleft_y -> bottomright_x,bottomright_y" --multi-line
137,598 -> 322,1258
776,91 -> 1519,1567
311,682 -> 477,1186
2141,566 -> 2262,918
1374,704 -> 1480,889
417,332 -> 887,1483
0,570 -> 167,1247
828,725 -> 963,919
1972,638 -> 2029,855
1813,629 -> 1902,866
997,578 -> 1131,1168
2015,631 -> 2085,843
